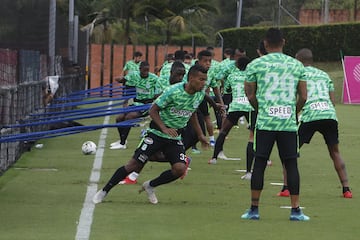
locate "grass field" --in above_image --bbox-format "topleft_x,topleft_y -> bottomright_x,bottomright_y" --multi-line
1,61 -> 359,240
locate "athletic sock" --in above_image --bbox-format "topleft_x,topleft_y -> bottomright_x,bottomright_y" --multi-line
103,166 -> 128,192
150,170 -> 179,187
343,187 -> 350,193
209,135 -> 215,142
281,185 -> 289,192
120,127 -> 131,145
291,206 -> 301,213
213,132 -> 226,158
250,205 -> 258,211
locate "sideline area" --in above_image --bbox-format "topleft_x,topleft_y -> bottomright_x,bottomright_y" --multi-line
75,113 -> 110,240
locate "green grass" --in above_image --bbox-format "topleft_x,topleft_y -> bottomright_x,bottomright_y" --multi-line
1,62 -> 359,240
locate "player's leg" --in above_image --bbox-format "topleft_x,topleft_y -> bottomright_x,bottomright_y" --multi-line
321,119 -> 352,198
93,133 -> 160,203
242,130 -> 274,220
242,111 -> 256,180
278,131 -> 310,221
209,111 -> 239,164
110,113 -> 126,148
93,158 -> 144,204
140,139 -> 187,204
278,121 -> 314,196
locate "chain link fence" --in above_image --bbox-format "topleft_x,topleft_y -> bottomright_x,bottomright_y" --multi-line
0,0 -> 87,174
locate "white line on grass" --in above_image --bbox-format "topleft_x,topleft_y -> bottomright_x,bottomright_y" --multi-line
75,103 -> 111,240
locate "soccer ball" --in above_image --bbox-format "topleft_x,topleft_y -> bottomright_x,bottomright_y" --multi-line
82,141 -> 97,155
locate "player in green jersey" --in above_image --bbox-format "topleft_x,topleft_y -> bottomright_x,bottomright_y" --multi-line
119,51 -> 143,107
93,64 -> 208,205
196,50 -> 225,148
208,56 -> 256,176
122,51 -> 142,76
241,28 -> 309,221
277,48 -> 352,199
118,61 -> 207,184
110,61 -> 158,150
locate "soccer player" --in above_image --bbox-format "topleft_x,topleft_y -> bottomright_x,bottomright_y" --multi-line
196,50 -> 225,147
118,61 -> 208,185
122,51 -> 143,76
277,48 -> 352,198
241,28 -> 309,221
110,61 -> 158,150
208,57 -> 256,181
93,64 -> 208,204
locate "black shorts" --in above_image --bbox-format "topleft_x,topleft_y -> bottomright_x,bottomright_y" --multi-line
198,99 -> 209,117
182,111 -> 206,150
298,119 -> 339,146
222,94 -> 232,109
227,110 -> 256,130
254,130 -> 298,159
133,132 -> 186,165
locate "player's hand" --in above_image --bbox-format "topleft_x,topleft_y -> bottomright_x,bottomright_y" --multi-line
198,135 -> 210,149
216,103 -> 226,116
115,75 -> 125,83
162,128 -> 179,138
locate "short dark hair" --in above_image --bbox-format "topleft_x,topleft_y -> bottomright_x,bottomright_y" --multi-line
236,56 -> 251,71
197,50 -> 212,60
171,61 -> 185,72
174,50 -> 185,61
139,61 -> 149,68
188,64 -> 208,78
133,51 -> 143,57
265,28 -> 284,48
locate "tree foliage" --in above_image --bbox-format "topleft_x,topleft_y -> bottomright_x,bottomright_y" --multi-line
71,0 -> 357,45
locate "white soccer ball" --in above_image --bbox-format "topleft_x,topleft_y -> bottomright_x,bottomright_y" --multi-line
82,141 -> 97,155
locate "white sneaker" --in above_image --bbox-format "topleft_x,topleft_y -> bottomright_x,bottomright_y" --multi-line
141,180 -> 158,204
241,172 -> 252,180
208,158 -> 217,164
110,140 -> 120,147
93,189 -> 107,204
110,142 -> 127,150
110,140 -> 127,147
217,151 -> 228,160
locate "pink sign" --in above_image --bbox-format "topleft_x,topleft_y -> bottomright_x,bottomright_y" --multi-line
343,56 -> 360,104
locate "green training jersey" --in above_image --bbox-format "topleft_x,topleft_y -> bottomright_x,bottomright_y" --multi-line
216,59 -> 237,94
227,68 -> 254,112
206,61 -> 221,89
300,66 -> 337,122
246,52 -> 306,132
149,82 -> 205,140
160,62 -> 190,81
155,76 -> 169,95
125,71 -> 158,105
123,60 -> 140,74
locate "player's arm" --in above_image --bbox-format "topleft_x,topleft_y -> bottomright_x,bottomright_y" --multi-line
245,81 -> 258,112
149,103 -> 178,137
190,112 -> 209,148
296,80 -> 307,114
329,91 -> 335,106
212,87 -> 224,106
115,75 -> 126,83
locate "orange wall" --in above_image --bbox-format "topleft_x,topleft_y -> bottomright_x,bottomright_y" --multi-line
90,44 -> 222,88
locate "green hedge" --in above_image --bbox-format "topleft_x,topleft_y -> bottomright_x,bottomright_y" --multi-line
170,33 -> 208,46
218,22 -> 360,61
